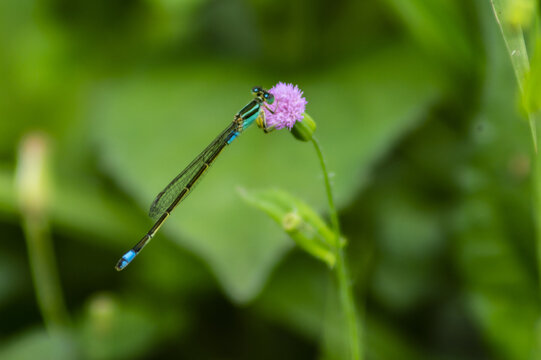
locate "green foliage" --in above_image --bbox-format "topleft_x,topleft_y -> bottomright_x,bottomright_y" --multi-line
523,36 -> 541,115
89,44 -> 441,302
239,188 -> 337,266
77,293 -> 185,360
491,0 -> 540,148
0,0 -> 539,359
453,3 -> 540,359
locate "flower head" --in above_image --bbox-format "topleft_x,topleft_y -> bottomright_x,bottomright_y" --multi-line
264,82 -> 307,130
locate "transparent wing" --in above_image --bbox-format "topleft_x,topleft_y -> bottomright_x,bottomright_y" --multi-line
148,121 -> 237,219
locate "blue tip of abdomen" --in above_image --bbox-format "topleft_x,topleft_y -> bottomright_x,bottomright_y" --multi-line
115,249 -> 137,271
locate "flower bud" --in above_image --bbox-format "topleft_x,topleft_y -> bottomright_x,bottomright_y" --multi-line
291,113 -> 316,142
282,212 -> 302,231
15,132 -> 51,217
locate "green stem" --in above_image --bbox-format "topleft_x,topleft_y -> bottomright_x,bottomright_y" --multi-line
312,137 -> 341,248
312,137 -> 362,360
22,212 -> 76,359
22,213 -> 70,332
15,133 -> 71,336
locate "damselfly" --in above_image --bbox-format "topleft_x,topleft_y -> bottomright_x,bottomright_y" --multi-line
115,86 -> 275,271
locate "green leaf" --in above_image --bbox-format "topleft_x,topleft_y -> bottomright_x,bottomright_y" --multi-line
0,328 -> 72,360
239,187 -> 336,266
454,197 -> 538,360
90,43 -> 445,302
78,293 -> 186,360
381,0 -> 474,71
523,35 -> 541,115
253,254 -> 435,360
490,0 -> 538,149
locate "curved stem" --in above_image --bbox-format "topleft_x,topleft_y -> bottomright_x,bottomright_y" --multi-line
312,137 -> 341,247
311,137 -> 361,360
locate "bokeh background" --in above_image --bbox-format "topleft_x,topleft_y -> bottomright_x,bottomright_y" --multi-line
0,0 -> 539,359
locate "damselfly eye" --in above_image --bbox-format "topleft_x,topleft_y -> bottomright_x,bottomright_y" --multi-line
252,86 -> 261,94
264,92 -> 274,104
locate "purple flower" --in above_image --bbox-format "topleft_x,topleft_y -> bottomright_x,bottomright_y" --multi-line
264,82 -> 307,130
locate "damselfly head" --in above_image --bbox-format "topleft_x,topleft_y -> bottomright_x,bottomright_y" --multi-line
263,91 -> 274,105
252,86 -> 274,104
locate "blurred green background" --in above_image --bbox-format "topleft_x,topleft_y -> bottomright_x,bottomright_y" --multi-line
0,0 -> 539,359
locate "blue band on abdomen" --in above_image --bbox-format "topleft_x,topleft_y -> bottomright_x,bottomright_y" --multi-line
227,131 -> 240,144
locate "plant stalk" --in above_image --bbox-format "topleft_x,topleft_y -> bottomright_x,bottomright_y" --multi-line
15,133 -> 70,333
312,137 -> 361,360
22,214 -> 70,331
